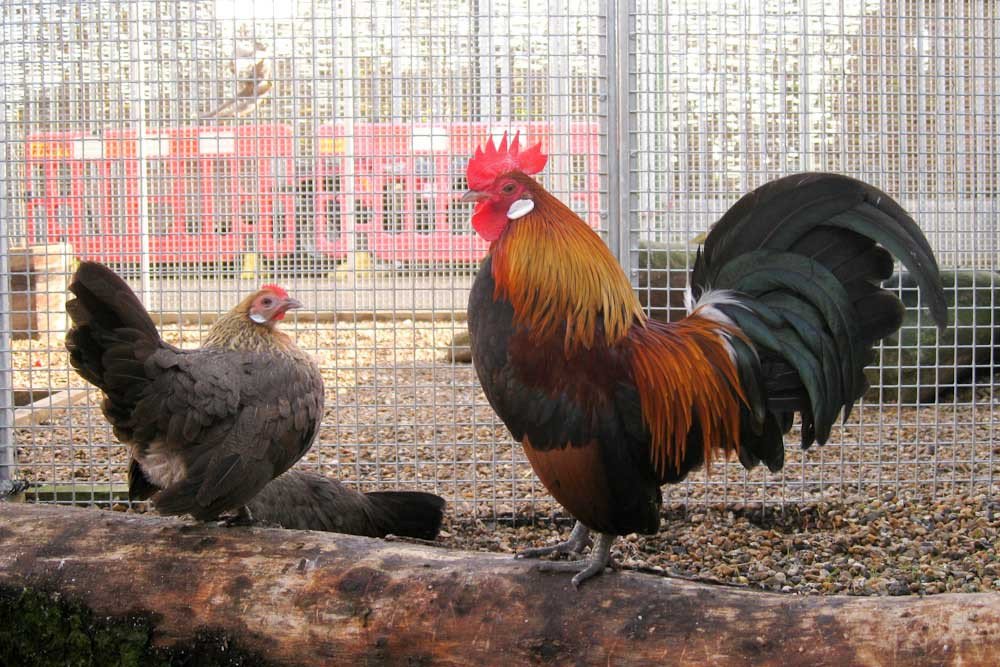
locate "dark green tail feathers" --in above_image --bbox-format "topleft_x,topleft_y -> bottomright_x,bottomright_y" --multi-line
691,173 -> 947,466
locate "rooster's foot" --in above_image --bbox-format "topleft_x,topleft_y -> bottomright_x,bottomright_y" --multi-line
516,521 -> 592,559
535,533 -> 615,588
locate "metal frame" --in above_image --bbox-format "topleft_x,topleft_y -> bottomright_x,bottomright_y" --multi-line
0,102 -> 12,484
0,0 -> 997,516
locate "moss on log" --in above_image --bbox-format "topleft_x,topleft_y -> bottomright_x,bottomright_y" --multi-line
2,504 -> 1000,666
0,586 -> 271,666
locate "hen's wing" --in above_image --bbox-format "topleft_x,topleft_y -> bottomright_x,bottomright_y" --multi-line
120,346 -> 323,520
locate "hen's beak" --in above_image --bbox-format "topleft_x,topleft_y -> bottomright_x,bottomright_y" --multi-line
281,297 -> 303,312
461,190 -> 488,203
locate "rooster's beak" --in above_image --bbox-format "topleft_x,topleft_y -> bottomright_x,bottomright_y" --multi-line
282,297 -> 303,312
461,190 -> 488,203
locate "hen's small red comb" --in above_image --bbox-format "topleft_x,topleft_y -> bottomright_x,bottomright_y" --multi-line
260,284 -> 288,299
466,132 -> 547,191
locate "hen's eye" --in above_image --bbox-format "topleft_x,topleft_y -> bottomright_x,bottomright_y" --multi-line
502,183 -> 516,194
262,298 -> 273,306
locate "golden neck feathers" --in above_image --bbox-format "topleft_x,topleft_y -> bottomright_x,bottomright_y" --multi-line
489,187 -> 645,352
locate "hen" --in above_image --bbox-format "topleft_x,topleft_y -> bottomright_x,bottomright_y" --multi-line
65,262 -> 322,523
247,470 -> 446,540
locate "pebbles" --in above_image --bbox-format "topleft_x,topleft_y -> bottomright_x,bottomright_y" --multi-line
439,495 -> 1000,595
11,320 -> 1000,596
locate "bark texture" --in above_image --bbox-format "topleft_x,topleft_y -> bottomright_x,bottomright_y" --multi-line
2,504 -> 999,666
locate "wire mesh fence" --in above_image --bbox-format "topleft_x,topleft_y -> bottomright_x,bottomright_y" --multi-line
0,0 -> 997,520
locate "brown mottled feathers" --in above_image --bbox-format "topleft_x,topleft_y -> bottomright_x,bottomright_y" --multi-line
246,470 -> 446,540
65,261 -> 324,521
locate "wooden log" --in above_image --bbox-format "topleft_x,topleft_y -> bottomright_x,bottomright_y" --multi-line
1,504 -> 999,666
12,388 -> 90,427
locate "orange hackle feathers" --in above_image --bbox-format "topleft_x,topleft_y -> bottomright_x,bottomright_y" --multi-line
629,316 -> 746,478
490,185 -> 645,353
482,147 -> 749,479
466,132 -> 548,191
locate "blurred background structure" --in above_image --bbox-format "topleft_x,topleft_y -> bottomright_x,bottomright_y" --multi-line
1,0 -> 997,518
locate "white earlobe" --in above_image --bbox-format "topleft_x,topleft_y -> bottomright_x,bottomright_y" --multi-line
506,199 -> 535,220
250,312 -> 268,324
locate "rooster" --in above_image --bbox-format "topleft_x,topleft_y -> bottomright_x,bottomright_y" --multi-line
463,135 -> 948,587
65,262 -> 323,523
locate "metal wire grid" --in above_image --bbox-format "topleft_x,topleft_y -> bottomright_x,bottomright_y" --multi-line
0,0 -> 605,518
630,0 -> 1000,506
0,0 -> 997,519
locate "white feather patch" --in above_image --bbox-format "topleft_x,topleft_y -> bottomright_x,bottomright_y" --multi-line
691,288 -> 748,362
134,442 -> 187,490
692,288 -> 746,319
250,312 -> 268,324
506,198 -> 535,220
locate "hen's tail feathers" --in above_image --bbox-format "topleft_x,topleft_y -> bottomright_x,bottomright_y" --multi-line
691,173 -> 948,466
65,261 -> 162,391
243,471 -> 446,539
363,491 -> 446,540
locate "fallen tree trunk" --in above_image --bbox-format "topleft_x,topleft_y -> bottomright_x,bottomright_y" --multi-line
1,504 -> 999,666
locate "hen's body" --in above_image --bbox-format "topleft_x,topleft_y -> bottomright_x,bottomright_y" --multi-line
464,139 -> 947,586
66,262 -> 324,521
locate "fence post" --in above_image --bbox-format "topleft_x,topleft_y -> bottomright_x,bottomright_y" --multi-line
604,0 -> 635,279
0,114 -> 13,484
128,4 -> 152,301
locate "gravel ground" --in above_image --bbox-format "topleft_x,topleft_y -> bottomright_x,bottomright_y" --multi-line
10,321 -> 1000,596
436,495 -> 1000,596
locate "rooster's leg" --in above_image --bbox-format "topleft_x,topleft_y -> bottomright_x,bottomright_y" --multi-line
516,521 -> 592,559
536,533 -> 615,588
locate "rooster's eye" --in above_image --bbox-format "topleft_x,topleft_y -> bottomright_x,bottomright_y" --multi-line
502,183 -> 516,194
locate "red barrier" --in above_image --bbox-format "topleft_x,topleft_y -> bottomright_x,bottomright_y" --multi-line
315,121 -> 602,263
313,126 -> 352,260
25,125 -> 295,263
25,131 -> 141,261
25,122 -> 601,265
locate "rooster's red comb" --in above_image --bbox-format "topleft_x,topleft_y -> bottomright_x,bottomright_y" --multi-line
466,132 -> 547,191
260,284 -> 288,299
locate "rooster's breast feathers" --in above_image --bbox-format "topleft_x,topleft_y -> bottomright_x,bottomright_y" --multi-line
469,235 -> 745,535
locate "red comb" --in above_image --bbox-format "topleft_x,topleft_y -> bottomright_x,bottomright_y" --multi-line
466,132 -> 547,191
261,284 -> 288,299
